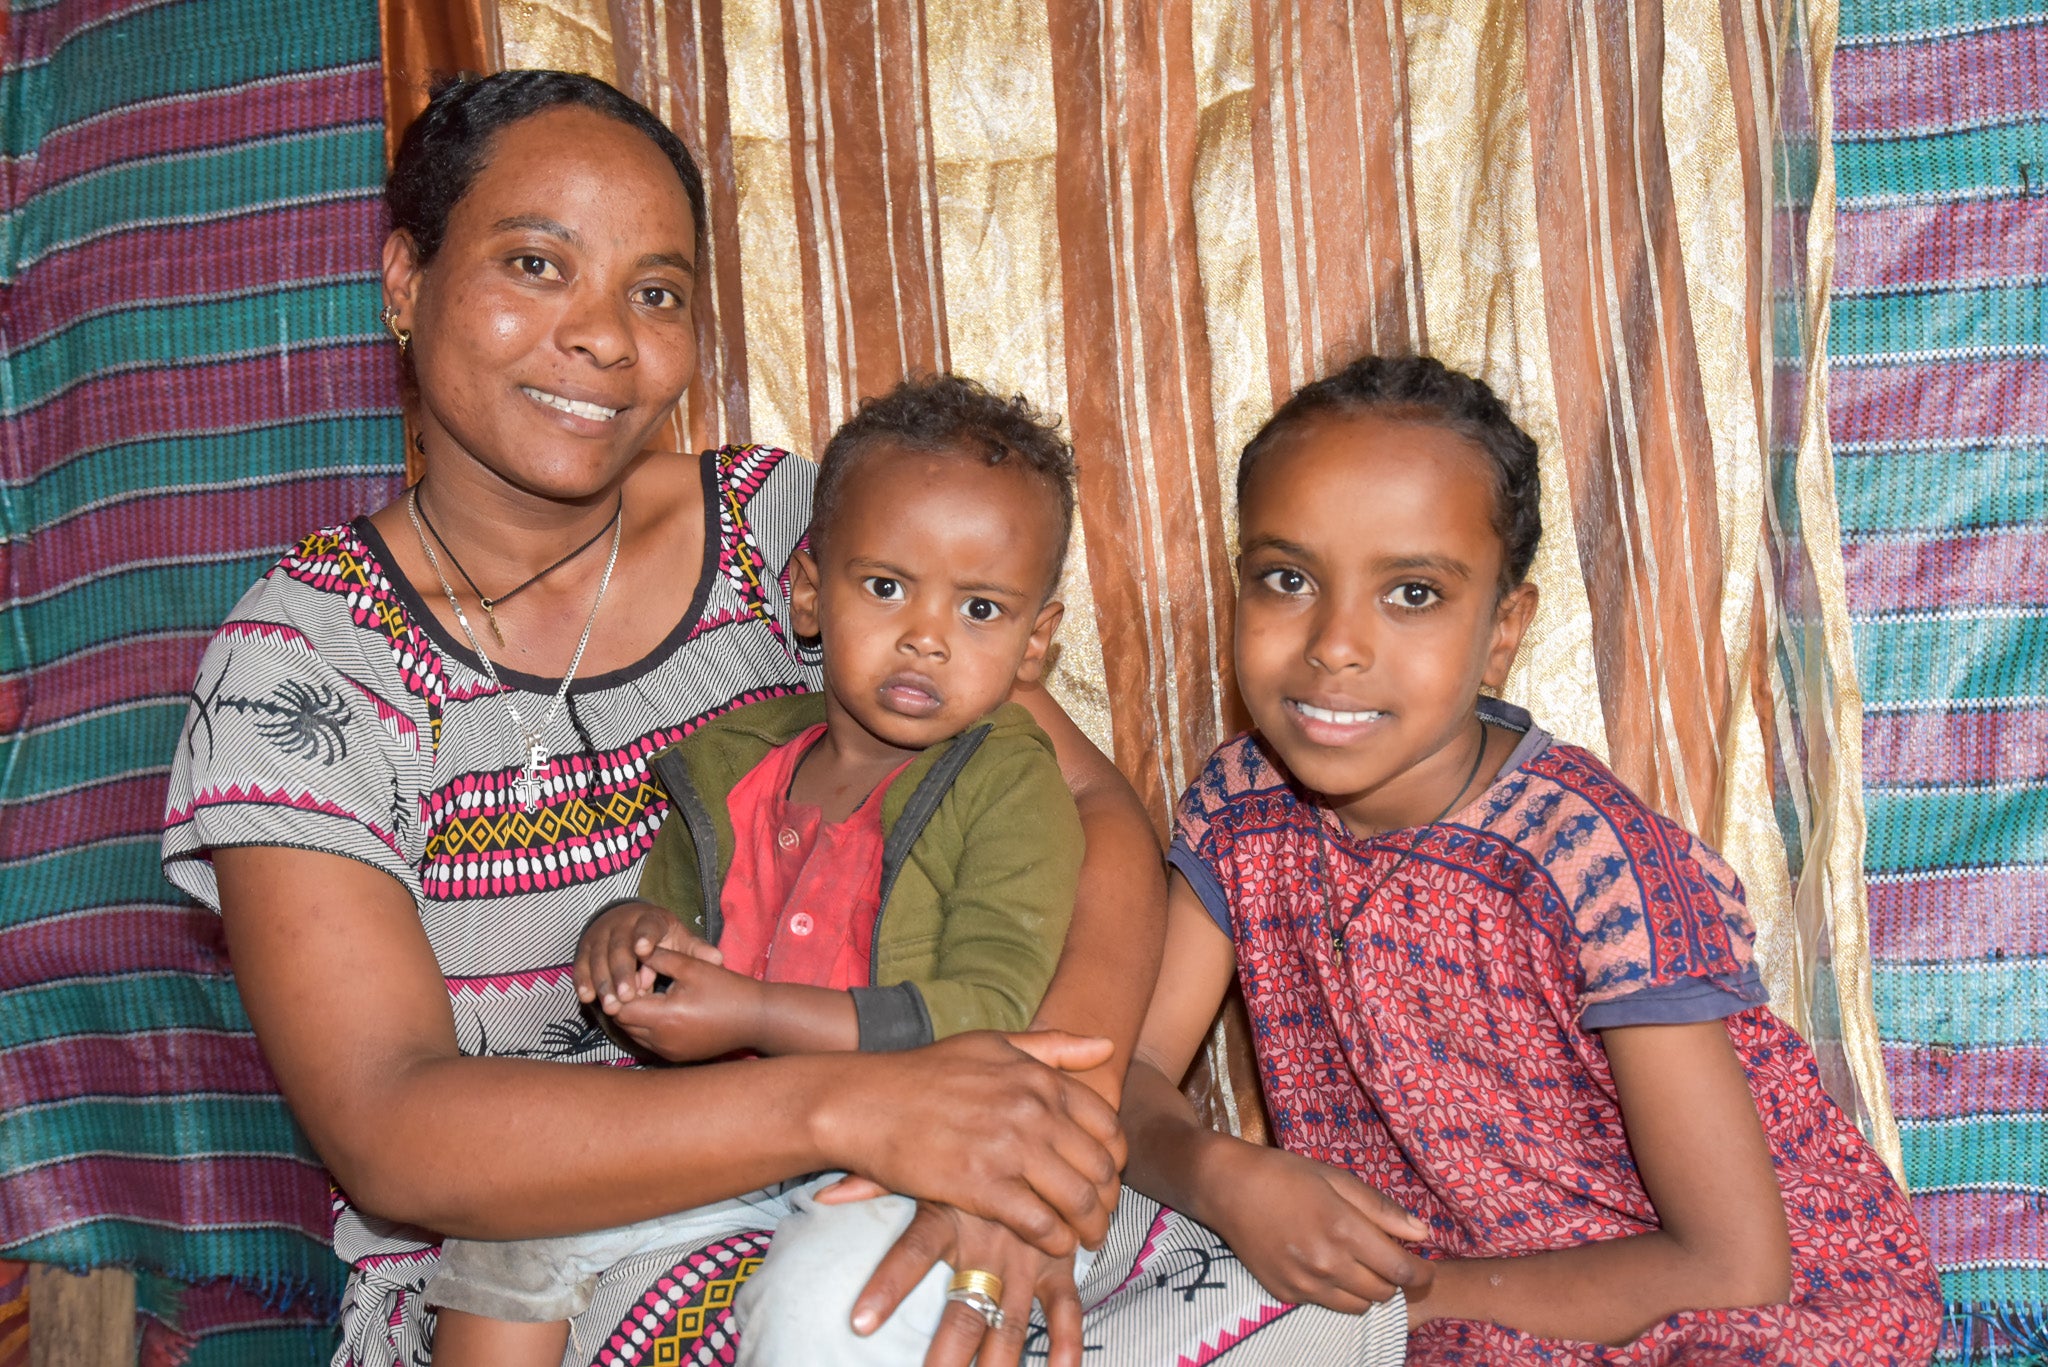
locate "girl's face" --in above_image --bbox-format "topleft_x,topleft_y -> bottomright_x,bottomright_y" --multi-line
382,106 -> 699,504
1234,411 -> 1537,837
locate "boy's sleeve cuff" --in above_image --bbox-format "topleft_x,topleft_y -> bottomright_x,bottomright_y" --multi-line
851,982 -> 935,1051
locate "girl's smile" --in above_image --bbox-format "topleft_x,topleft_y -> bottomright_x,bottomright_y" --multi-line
1234,410 -> 1537,837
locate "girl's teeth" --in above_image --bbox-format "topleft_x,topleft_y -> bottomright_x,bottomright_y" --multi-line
1296,702 -> 1387,725
523,387 -> 619,421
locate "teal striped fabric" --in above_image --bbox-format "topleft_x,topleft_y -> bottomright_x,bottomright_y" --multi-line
1832,2 -> 2048,1358
1,0 -> 404,1357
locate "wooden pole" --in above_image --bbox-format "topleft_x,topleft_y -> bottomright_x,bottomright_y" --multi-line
26,1267 -> 133,1367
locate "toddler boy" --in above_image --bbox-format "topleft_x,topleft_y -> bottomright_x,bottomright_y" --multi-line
425,374 -> 1085,1366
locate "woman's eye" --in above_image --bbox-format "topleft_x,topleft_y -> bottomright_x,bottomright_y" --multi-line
863,576 -> 903,601
1258,567 -> 1310,595
636,285 -> 681,310
514,255 -> 562,280
963,598 -> 1003,623
1388,582 -> 1441,610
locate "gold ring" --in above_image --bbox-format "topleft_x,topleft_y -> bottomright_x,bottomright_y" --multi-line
947,1267 -> 1004,1304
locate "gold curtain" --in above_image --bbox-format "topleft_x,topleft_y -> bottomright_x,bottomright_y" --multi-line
381,0 -> 1897,1172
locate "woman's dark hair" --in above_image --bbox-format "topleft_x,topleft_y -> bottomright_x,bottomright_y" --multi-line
1237,353 -> 1542,591
813,374 -> 1077,596
387,70 -> 708,265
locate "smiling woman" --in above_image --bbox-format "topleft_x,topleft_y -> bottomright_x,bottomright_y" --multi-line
160,70 -> 1166,1367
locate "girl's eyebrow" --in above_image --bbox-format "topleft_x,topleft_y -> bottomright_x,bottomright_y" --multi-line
1239,533 -> 1318,560
1378,553 -> 1473,580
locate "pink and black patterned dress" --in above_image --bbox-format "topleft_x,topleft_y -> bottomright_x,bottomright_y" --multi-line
164,446 -> 821,1367
1169,701 -> 1942,1365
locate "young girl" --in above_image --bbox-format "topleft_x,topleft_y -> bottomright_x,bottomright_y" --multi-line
1121,355 -> 1943,1364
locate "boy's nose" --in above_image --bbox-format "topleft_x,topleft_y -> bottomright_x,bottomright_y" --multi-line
897,614 -> 948,660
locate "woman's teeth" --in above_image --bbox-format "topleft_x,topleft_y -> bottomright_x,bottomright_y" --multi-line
1294,701 -> 1387,724
522,387 -> 619,421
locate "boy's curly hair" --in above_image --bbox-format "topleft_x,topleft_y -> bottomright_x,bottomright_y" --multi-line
1237,354 -> 1542,592
812,374 -> 1077,594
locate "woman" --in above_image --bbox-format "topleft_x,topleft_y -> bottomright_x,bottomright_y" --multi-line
164,71 -> 1163,1367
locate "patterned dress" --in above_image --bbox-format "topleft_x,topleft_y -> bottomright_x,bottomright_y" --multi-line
164,446 -> 821,1367
1169,706 -> 1942,1366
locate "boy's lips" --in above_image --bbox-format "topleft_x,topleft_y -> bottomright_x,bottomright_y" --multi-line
878,672 -> 944,717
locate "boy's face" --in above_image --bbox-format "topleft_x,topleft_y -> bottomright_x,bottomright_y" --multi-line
793,443 -> 1066,761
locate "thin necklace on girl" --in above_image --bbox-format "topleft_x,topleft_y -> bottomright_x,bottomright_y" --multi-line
406,486 -> 623,812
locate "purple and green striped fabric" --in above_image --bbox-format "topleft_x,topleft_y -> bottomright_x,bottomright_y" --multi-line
0,0 -> 402,1346
1831,4 -> 2048,1359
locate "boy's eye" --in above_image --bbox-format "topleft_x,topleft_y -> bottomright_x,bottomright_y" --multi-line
962,598 -> 1003,623
1258,567 -> 1311,596
1387,582 -> 1441,609
513,255 -> 562,280
862,576 -> 903,601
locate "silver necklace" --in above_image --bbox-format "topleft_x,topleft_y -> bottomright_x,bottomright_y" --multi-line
406,486 -> 623,813
1312,715 -> 1489,969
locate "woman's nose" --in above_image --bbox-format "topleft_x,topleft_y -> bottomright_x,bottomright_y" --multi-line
558,285 -> 635,368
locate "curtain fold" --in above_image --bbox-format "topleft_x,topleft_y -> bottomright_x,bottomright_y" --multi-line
381,0 -> 1890,1163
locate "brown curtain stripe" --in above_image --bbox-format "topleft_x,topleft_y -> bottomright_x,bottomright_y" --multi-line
1524,0 -> 1731,840
1251,0 -> 1425,394
1049,0 -> 1236,825
780,0 -> 950,456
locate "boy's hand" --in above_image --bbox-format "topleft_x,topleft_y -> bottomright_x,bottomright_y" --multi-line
574,899 -> 722,1011
608,947 -> 768,1061
1206,1144 -> 1431,1313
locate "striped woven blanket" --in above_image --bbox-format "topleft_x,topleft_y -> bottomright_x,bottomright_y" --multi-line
0,0 -> 402,1354
1830,3 -> 2048,1359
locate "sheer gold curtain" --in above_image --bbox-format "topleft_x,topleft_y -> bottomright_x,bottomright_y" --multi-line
382,0 -> 1896,1170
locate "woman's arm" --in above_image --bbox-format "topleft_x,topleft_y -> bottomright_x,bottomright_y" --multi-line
1404,1019 -> 1792,1344
1012,682 -> 1166,1106
215,844 -> 1122,1252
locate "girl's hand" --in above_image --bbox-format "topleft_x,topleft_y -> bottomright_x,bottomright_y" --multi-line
850,1202 -> 1088,1367
1206,1144 -> 1431,1312
574,899 -> 721,1010
609,948 -> 766,1061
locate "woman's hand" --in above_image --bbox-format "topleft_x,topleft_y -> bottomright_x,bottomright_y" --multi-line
574,898 -> 721,1010
811,1030 -> 1125,1259
848,1202 -> 1088,1367
1204,1143 -> 1431,1313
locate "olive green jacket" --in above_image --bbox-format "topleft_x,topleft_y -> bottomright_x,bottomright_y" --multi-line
637,693 -> 1082,1050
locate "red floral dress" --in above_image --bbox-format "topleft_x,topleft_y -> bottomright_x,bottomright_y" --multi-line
1169,708 -> 1941,1366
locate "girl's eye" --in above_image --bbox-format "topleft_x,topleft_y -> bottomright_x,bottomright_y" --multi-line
863,576 -> 903,601
1387,582 -> 1441,610
1258,567 -> 1311,596
962,598 -> 1003,623
514,255 -> 562,281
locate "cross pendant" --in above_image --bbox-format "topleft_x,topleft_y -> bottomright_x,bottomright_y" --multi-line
514,737 -> 549,812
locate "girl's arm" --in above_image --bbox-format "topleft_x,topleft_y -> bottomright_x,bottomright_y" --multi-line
1405,1018 -> 1792,1344
214,844 -> 1122,1253
1119,874 -> 1429,1311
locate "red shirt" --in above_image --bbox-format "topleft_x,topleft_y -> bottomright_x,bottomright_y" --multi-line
717,725 -> 910,991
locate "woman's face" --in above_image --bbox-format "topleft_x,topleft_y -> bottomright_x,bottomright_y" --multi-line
383,105 -> 699,503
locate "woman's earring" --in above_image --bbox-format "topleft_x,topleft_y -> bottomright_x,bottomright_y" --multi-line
380,305 -> 412,354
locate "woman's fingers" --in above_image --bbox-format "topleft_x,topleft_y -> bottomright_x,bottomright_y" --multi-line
850,1204 -> 949,1335
1037,1260 -> 1086,1367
